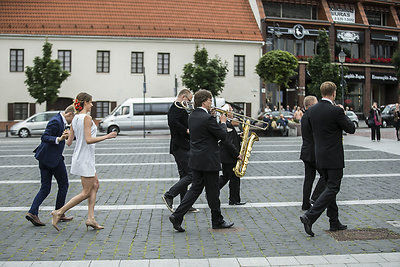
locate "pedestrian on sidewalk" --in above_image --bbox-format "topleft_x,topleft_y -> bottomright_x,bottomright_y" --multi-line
169,90 -> 234,232
394,103 -> 400,141
300,81 -> 355,237
368,102 -> 382,142
26,105 -> 75,227
300,96 -> 325,211
51,92 -> 117,231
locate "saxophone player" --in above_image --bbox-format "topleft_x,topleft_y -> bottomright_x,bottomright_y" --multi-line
218,104 -> 245,205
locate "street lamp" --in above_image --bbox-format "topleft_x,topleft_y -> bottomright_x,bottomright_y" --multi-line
338,49 -> 346,106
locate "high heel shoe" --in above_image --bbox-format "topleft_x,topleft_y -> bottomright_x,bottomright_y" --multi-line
51,210 -> 61,231
85,219 -> 104,230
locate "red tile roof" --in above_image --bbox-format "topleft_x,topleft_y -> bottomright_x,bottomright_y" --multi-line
0,0 -> 263,42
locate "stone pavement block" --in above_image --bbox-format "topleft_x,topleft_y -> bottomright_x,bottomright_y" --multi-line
379,262 -> 400,267
323,254 -> 358,264
2,262 -> 33,267
350,253 -> 388,263
208,258 -> 240,267
31,262 -> 62,267
119,260 -> 149,267
346,264 -> 382,267
314,264 -> 347,267
60,261 -> 91,267
379,253 -> 400,262
237,257 -> 270,266
149,259 -> 179,267
179,258 -> 209,267
295,255 -> 329,265
88,260 -> 119,267
266,256 -> 299,265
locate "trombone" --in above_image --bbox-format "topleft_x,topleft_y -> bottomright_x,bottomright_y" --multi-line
174,101 -> 268,130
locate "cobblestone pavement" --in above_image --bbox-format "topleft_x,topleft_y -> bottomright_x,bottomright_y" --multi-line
0,133 -> 398,266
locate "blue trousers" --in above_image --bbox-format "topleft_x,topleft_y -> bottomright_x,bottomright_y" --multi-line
29,160 -> 69,215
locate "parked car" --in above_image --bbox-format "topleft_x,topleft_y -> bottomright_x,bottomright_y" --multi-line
10,111 -> 60,138
345,111 -> 359,128
365,104 -> 395,128
257,111 -> 294,121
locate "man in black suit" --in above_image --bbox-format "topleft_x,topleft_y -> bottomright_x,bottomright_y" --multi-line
300,82 -> 355,237
161,89 -> 198,213
218,104 -> 245,205
300,96 -> 326,210
169,89 -> 234,232
26,105 -> 75,226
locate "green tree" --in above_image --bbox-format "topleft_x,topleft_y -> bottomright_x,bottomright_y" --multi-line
256,49 -> 298,110
307,30 -> 345,99
25,39 -> 70,110
392,50 -> 400,81
181,46 -> 228,97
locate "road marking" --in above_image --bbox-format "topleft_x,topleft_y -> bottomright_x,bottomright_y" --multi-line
0,173 -> 398,184
1,199 -> 399,211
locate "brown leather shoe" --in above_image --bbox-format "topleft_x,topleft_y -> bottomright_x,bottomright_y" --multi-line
60,214 -> 74,222
25,212 -> 45,226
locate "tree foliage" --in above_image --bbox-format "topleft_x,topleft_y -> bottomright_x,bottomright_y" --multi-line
392,50 -> 400,81
25,39 -> 70,109
307,30 -> 346,99
181,46 -> 228,97
255,50 -> 298,88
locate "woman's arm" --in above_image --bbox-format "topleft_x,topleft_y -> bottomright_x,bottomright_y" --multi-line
84,115 -> 116,144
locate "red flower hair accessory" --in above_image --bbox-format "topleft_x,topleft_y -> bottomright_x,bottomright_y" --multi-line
74,99 -> 83,111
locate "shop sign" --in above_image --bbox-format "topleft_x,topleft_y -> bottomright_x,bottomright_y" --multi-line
293,24 -> 305,39
371,33 -> 398,42
371,74 -> 398,82
267,26 -> 322,38
330,7 -> 355,23
337,30 -> 364,43
344,73 -> 365,80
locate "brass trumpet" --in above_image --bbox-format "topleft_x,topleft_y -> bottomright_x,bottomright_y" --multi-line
174,100 -> 268,130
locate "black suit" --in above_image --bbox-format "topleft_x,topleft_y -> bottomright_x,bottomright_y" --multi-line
164,102 -> 192,201
172,108 -> 227,225
218,121 -> 241,204
305,99 -> 355,225
300,110 -> 325,209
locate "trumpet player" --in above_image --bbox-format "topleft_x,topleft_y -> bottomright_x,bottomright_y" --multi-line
218,104 -> 246,205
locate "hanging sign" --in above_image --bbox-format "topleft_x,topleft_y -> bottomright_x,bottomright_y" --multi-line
330,7 -> 355,23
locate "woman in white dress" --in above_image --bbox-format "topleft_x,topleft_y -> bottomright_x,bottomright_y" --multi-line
51,92 -> 117,231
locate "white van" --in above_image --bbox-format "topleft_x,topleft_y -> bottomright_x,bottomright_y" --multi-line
98,97 -> 225,133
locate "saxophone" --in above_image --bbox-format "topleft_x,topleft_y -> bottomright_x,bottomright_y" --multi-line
233,119 -> 259,178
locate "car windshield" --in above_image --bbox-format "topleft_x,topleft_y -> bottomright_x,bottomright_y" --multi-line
382,105 -> 393,114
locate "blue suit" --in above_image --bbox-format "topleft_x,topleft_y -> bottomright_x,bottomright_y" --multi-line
29,113 -> 69,215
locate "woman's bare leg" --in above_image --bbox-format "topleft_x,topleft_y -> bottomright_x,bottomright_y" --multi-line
87,174 -> 99,220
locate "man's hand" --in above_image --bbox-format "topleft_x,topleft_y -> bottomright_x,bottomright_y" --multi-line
59,130 -> 69,141
220,114 -> 227,124
237,154 -> 243,161
186,129 -> 190,135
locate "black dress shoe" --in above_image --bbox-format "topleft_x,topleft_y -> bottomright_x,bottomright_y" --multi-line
330,223 -> 347,231
300,215 -> 314,237
169,215 -> 185,232
161,194 -> 174,212
188,207 -> 199,213
229,202 -> 246,205
212,221 -> 234,229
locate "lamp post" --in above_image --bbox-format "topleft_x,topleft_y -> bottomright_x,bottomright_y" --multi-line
338,49 -> 346,106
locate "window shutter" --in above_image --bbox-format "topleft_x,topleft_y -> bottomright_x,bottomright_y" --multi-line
8,103 -> 14,121
245,103 -> 251,117
29,103 -> 36,116
111,101 -> 117,112
91,101 -> 97,119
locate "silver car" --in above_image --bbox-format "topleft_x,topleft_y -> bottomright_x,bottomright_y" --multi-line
346,111 -> 359,128
10,111 -> 60,138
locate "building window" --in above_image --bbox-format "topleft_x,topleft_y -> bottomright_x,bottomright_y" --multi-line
366,11 -> 387,26
10,49 -> 24,72
264,2 -> 317,20
97,51 -> 110,73
157,53 -> 170,74
305,40 -> 316,56
336,42 -> 362,59
58,50 -> 71,72
131,52 -> 144,73
234,55 -> 245,76
95,101 -> 110,118
370,43 -> 393,59
14,103 -> 28,120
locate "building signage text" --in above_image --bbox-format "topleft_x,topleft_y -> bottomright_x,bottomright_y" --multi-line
371,74 -> 398,82
330,7 -> 355,23
345,73 -> 365,80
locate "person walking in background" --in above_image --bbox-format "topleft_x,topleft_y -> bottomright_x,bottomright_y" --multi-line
51,92 -> 117,231
169,90 -> 233,232
26,105 -> 75,227
394,103 -> 400,141
218,104 -> 245,206
161,89 -> 198,213
368,102 -> 382,142
300,81 -> 355,237
300,96 -> 325,211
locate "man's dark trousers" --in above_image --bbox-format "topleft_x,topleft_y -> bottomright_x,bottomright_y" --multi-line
164,148 -> 192,201
305,168 -> 342,224
29,161 -> 69,215
219,163 -> 240,204
302,160 -> 326,205
173,170 -> 223,225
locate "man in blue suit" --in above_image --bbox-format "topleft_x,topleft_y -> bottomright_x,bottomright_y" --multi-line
26,105 -> 75,226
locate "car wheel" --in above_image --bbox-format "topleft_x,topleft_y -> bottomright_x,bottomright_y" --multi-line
382,120 -> 387,128
108,126 -> 119,134
353,121 -> 358,128
18,128 -> 30,138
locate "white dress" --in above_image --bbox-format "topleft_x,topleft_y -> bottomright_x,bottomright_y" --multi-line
70,114 -> 97,177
